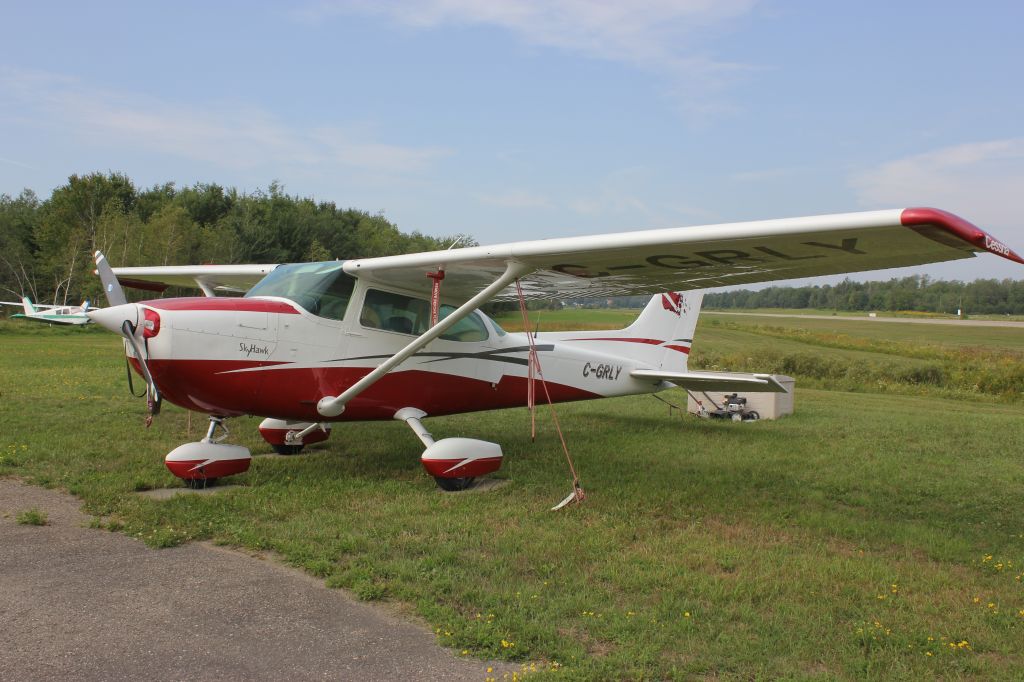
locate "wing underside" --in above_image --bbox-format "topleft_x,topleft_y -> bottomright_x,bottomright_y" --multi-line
109,264 -> 279,295
345,208 -> 1022,301
100,208 -> 1021,303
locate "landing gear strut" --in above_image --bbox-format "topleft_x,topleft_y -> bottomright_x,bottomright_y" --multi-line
258,418 -> 332,455
394,408 -> 504,492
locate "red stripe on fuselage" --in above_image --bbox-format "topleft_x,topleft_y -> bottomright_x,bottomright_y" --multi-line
142,359 -> 600,420
141,297 -> 299,314
664,344 -> 691,354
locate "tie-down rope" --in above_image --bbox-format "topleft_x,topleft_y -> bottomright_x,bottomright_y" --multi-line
514,280 -> 585,509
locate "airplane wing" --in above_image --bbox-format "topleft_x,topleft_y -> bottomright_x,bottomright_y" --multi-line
631,369 -> 789,393
108,263 -> 279,295
344,207 -> 1023,301
1,301 -> 58,309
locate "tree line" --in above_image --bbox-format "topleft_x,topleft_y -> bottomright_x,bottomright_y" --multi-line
704,276 -> 1024,315
0,172 -> 470,306
4,173 -> 1020,315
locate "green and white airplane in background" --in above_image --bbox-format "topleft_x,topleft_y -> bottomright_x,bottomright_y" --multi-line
1,297 -> 94,325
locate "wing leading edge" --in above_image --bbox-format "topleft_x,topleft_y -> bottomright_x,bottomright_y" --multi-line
344,207 -> 1023,301
108,263 -> 279,295
102,208 -> 1021,303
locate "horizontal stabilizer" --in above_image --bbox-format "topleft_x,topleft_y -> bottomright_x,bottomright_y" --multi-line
631,369 -> 789,393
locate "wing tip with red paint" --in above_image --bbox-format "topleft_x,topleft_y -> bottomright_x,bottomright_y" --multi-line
900,207 -> 1024,265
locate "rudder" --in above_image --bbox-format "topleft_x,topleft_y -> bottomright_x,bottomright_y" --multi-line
624,291 -> 704,372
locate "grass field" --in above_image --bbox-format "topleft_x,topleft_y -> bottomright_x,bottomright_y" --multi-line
497,310 -> 1024,404
2,316 -> 1023,679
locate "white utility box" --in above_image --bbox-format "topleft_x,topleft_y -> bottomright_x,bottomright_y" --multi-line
686,375 -> 795,420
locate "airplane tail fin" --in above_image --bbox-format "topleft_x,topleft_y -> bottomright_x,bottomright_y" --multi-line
21,297 -> 37,315
622,291 -> 704,372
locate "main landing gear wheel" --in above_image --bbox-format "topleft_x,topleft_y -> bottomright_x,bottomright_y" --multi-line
272,443 -> 305,455
434,476 -> 476,492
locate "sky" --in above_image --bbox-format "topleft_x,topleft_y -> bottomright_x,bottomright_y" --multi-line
2,0 -> 1023,283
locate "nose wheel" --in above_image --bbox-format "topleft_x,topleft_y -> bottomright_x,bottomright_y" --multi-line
164,416 -> 252,485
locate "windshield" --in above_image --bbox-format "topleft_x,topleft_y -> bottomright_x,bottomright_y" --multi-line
245,262 -> 355,320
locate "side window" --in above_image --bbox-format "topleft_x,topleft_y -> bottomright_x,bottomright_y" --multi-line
361,289 -> 429,334
438,306 -> 488,342
360,290 -> 489,342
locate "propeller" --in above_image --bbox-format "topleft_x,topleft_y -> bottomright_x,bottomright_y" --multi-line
91,251 -> 161,416
94,251 -> 127,306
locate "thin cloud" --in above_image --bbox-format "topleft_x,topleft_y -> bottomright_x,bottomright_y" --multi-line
0,67 -> 451,176
566,166 -> 718,226
850,139 -> 1024,243
478,188 -> 552,209
0,157 -> 39,171
730,166 -> 804,182
302,1 -> 760,115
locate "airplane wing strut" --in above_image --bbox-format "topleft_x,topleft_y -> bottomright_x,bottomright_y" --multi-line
315,260 -> 533,417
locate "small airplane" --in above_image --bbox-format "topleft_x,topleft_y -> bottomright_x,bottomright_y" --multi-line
1,297 -> 94,325
86,208 -> 1022,493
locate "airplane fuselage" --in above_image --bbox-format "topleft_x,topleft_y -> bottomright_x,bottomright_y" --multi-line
126,293 -> 675,422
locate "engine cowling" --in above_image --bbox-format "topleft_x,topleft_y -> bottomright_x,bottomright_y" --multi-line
165,442 -> 251,481
420,437 -> 503,479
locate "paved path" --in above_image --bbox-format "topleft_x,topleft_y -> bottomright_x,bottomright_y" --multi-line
707,311 -> 1024,328
0,479 -> 509,681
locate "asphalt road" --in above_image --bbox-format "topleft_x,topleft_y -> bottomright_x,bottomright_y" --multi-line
0,479 -> 510,681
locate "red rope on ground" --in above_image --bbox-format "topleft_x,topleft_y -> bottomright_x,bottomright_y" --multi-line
515,280 -> 585,505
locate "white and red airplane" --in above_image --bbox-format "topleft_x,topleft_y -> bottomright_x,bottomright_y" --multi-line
87,208 -> 1022,492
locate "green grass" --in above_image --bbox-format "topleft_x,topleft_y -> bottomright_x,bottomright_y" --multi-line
15,508 -> 48,525
498,308 -> 1024,402
706,307 -> 1024,322
701,312 -> 1024,353
2,319 -> 1024,679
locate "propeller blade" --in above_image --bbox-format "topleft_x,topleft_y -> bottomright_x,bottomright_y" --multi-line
87,303 -> 161,416
120,318 -> 161,415
94,251 -> 127,307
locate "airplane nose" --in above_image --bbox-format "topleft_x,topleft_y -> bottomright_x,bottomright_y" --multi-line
88,303 -> 140,334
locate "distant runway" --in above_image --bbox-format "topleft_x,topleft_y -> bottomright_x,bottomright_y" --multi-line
707,311 -> 1024,328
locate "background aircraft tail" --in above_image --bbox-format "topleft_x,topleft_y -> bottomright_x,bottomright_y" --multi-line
21,297 -> 37,315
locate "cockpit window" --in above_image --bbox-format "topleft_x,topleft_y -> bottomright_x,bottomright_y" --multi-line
245,262 -> 355,321
361,289 -> 489,342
